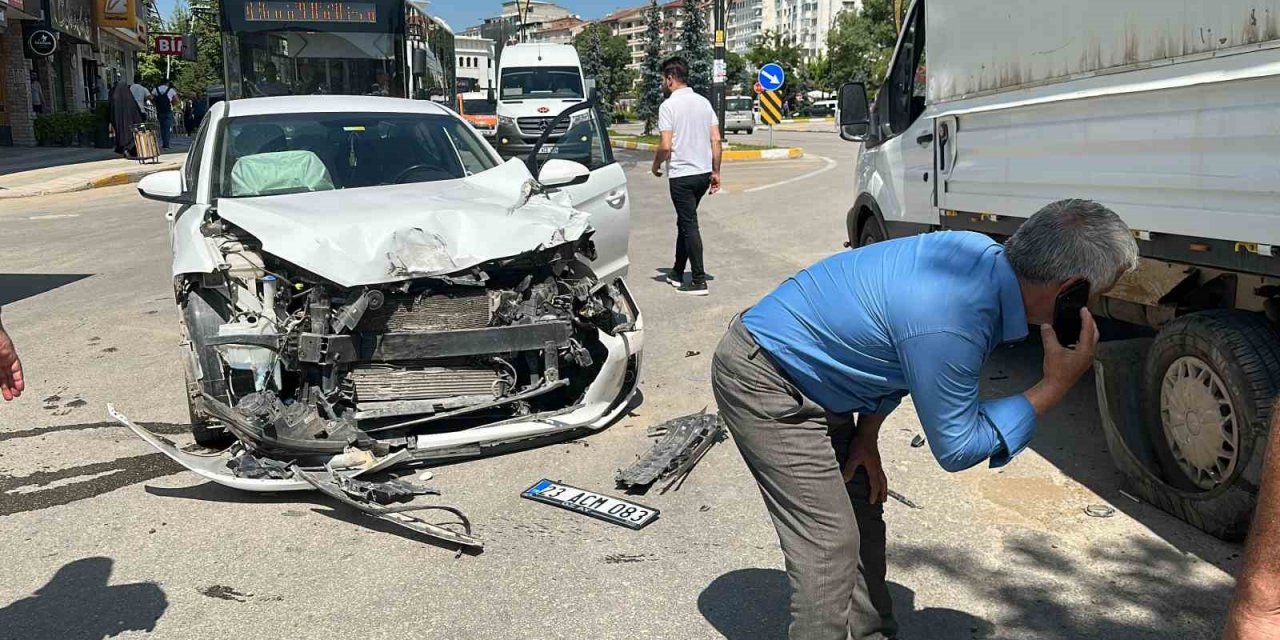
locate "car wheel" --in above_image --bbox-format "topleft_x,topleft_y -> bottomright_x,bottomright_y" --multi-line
746,128 -> 754,135
186,373 -> 232,448
1135,310 -> 1280,539
182,287 -> 234,448
858,219 -> 886,247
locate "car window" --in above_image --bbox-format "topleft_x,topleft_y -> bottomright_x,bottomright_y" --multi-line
184,116 -> 212,196
533,105 -> 611,172
462,99 -> 496,115
500,66 -> 583,100
213,111 -> 499,197
726,98 -> 753,112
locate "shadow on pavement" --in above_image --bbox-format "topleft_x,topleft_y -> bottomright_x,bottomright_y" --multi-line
0,273 -> 93,306
0,557 -> 167,639
697,568 -> 993,639
981,333 -> 1240,572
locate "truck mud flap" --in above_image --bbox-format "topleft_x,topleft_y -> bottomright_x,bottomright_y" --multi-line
293,467 -> 483,550
615,411 -> 726,494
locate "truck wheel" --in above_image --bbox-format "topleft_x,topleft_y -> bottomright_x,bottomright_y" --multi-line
1140,310 -> 1280,538
858,218 -> 886,247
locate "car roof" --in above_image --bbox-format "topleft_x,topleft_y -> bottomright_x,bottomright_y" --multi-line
223,96 -> 455,118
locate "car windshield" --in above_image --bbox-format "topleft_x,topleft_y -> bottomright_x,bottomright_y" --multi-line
463,99 -> 496,115
500,66 -> 583,100
214,112 -> 498,198
726,98 -> 753,112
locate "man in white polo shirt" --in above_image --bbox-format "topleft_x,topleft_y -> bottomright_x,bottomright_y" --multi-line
651,56 -> 722,296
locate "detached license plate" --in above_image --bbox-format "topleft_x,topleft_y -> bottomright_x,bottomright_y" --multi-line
522,479 -> 659,530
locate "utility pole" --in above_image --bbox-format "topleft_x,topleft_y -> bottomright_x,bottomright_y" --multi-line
894,0 -> 902,32
712,0 -> 725,139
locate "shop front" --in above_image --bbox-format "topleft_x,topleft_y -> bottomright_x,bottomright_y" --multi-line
0,0 -> 43,144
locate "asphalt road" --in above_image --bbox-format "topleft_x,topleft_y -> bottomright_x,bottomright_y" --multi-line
0,129 -> 1239,639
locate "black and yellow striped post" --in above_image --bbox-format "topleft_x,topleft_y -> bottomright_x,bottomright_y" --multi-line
759,89 -> 783,148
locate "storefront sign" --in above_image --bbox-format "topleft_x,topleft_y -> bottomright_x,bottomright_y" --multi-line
152,33 -> 184,56
27,28 -> 58,56
6,0 -> 24,12
95,0 -> 136,30
46,0 -> 96,44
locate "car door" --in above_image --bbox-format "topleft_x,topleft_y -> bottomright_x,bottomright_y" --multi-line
879,0 -> 935,226
526,101 -> 629,284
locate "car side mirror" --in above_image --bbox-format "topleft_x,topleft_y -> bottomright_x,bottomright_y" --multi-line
538,158 -> 591,188
838,81 -> 871,142
137,170 -> 191,204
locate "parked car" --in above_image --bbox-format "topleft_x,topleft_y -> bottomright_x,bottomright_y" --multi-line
125,95 -> 642,495
724,95 -> 755,134
457,91 -> 497,138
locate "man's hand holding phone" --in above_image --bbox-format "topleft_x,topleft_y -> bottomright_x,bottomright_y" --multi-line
1026,307 -> 1099,417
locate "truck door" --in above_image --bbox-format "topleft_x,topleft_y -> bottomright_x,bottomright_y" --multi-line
527,102 -> 630,284
880,0 -> 935,224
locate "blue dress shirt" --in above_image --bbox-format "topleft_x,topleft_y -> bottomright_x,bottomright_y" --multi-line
741,231 -> 1036,472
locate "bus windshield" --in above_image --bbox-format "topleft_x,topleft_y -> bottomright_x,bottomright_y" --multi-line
226,31 -> 403,99
462,99 -> 495,115
500,66 -> 582,100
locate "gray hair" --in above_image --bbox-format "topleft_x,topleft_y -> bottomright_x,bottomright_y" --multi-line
1005,199 -> 1139,293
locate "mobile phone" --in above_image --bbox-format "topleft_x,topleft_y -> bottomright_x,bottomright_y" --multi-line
1052,279 -> 1090,347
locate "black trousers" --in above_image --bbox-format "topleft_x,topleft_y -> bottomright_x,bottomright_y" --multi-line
669,172 -> 712,285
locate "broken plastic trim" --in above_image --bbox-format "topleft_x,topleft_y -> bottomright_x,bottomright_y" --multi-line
615,411 -> 727,494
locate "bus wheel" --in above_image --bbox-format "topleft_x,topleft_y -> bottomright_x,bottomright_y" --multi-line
1139,310 -> 1280,538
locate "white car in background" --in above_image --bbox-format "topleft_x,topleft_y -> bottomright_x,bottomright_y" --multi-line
120,95 -> 641,495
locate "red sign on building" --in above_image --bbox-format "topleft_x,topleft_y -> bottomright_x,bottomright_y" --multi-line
152,34 -> 185,56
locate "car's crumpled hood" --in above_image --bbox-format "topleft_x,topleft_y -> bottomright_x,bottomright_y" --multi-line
215,159 -> 590,288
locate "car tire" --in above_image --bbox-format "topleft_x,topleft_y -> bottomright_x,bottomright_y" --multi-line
858,218 -> 886,247
746,128 -> 754,135
187,374 -> 232,448
182,286 -> 234,448
1133,310 -> 1280,539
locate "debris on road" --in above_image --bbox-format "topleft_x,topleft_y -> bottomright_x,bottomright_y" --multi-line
684,350 -> 701,357
522,479 -> 659,529
909,433 -> 926,448
1118,490 -> 1142,504
887,489 -> 921,509
1084,504 -> 1116,518
615,411 -> 727,494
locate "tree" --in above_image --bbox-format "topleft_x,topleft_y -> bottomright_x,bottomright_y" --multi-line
677,0 -> 711,96
575,23 -> 635,122
746,31 -> 804,100
724,50 -> 753,94
826,0 -> 901,96
637,0 -> 664,135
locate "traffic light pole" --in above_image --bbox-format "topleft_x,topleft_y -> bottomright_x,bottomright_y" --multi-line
713,0 -> 726,140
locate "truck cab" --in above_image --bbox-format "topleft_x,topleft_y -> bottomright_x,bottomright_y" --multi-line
836,0 -> 1280,541
494,43 -> 587,159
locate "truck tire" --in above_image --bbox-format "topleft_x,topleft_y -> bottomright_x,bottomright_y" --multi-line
858,216 -> 886,247
1140,310 -> 1280,539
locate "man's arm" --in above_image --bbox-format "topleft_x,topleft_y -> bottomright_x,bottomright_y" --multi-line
709,123 -> 722,193
0,309 -> 24,401
652,130 -> 672,177
897,331 -> 1037,471
1224,404 -> 1280,639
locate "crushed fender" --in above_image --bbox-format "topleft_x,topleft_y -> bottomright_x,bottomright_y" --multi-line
615,411 -> 727,494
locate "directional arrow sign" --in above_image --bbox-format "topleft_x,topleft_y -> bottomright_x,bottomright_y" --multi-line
758,63 -> 784,92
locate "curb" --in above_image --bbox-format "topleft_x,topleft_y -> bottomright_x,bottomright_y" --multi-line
0,160 -> 181,200
779,117 -> 835,124
612,140 -> 804,162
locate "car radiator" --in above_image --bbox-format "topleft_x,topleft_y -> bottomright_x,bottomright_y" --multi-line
350,359 -> 502,403
358,289 -> 492,333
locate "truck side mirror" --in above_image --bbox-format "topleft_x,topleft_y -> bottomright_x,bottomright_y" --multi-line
838,81 -> 871,142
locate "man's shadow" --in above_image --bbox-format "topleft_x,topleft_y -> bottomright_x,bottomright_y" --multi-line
698,568 -> 993,639
0,557 -> 167,639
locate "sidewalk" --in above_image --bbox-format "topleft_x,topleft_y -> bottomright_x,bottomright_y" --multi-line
0,136 -> 191,199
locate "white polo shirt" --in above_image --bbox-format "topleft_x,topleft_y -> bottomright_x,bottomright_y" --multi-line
658,87 -> 717,178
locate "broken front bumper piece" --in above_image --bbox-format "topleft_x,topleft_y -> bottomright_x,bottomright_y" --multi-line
108,405 -> 481,550
615,412 -> 727,493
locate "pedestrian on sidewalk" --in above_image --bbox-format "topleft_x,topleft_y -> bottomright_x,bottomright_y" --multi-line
29,71 -> 44,114
0,307 -> 24,401
109,80 -> 143,159
711,200 -> 1139,640
650,56 -> 721,297
153,79 -> 177,149
128,74 -> 149,115
182,96 -> 196,137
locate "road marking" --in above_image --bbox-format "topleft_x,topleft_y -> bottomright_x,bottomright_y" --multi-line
744,155 -> 838,193
28,214 -> 80,220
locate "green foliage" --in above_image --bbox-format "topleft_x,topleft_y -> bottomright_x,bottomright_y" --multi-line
724,50 -> 753,93
826,0 -> 901,96
138,0 -> 223,97
746,31 -> 804,97
798,55 -> 832,94
574,22 -> 636,122
636,0 -> 664,135
678,0 -> 712,96
34,112 -> 97,144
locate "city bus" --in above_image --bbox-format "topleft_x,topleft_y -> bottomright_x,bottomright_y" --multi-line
217,0 -> 454,101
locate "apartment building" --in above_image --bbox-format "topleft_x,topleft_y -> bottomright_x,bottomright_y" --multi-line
600,0 -> 714,72
774,0 -> 859,58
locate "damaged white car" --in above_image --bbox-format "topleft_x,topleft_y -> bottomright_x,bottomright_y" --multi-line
120,96 -> 642,512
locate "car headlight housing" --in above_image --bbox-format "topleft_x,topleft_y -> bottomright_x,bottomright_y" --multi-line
498,115 -> 516,127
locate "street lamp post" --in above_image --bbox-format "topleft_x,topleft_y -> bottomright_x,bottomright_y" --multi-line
712,0 -> 725,139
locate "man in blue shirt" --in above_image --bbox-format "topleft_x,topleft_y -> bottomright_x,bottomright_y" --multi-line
711,200 -> 1138,639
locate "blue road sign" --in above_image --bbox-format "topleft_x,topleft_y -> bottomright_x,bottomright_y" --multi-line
758,63 -> 785,92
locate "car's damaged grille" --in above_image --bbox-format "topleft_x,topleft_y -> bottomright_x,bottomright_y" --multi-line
351,359 -> 502,402
358,289 -> 492,332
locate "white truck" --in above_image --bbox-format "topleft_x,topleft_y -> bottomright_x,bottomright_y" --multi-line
837,0 -> 1280,539
494,43 -> 588,159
